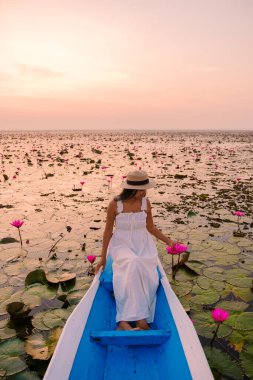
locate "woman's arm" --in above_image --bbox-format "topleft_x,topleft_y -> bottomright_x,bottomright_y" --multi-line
95,200 -> 116,273
146,199 -> 175,246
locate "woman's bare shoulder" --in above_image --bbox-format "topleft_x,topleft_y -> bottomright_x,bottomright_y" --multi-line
107,199 -> 117,213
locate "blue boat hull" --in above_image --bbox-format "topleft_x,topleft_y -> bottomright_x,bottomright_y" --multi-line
69,282 -> 192,380
43,258 -> 214,380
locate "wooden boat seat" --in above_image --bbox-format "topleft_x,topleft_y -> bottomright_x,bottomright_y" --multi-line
99,256 -> 162,291
90,329 -> 171,346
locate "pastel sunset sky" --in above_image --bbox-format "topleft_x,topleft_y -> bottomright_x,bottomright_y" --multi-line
0,0 -> 252,131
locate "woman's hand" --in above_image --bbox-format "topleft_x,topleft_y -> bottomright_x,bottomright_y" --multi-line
95,258 -> 106,274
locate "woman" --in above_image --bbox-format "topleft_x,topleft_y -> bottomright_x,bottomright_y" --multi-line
95,170 -> 176,331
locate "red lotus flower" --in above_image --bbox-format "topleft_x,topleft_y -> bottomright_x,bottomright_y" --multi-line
87,255 -> 96,264
211,308 -> 229,322
10,220 -> 24,228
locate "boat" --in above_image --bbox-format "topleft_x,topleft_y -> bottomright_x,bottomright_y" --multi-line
43,256 -> 214,380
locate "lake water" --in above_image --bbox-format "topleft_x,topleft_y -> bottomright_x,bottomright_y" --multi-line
0,130 -> 253,379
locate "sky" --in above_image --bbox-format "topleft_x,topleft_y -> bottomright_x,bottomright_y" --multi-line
0,0 -> 253,131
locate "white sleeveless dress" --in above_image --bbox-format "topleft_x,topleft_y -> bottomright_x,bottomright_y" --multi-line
108,197 -> 159,323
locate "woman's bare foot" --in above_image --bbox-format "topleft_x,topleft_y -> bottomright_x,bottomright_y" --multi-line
116,321 -> 141,330
136,319 -> 150,330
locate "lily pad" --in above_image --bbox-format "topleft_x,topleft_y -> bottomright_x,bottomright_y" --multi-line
240,344 -> 253,378
25,328 -> 62,360
22,284 -> 56,308
0,319 -> 17,340
216,300 -> 248,312
7,370 -> 41,380
171,281 -> 193,298
31,312 -> 50,331
0,338 -> 26,376
226,312 -> 253,331
25,269 -> 47,286
192,312 -> 232,339
204,346 -> 243,380
191,286 -> 220,305
42,308 -> 70,329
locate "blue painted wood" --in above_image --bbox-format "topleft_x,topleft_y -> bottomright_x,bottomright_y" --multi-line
69,281 -> 193,380
99,255 -> 162,291
90,329 -> 171,346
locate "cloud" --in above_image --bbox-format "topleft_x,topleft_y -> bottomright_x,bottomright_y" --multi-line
18,64 -> 63,78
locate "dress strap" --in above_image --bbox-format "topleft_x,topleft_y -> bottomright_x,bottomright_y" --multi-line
141,197 -> 147,211
117,200 -> 123,214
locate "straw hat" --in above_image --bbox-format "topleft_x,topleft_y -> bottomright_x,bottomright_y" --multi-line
121,170 -> 156,190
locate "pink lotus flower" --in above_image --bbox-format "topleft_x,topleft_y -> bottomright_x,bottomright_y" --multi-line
87,255 -> 96,264
10,220 -> 24,247
80,181 -> 85,186
210,308 -> 229,346
211,308 -> 229,322
236,177 -> 241,182
121,175 -> 127,180
166,243 -> 188,255
10,220 -> 24,228
233,211 -> 245,217
166,243 -> 188,280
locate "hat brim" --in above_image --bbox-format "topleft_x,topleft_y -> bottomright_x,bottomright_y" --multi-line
121,178 -> 156,190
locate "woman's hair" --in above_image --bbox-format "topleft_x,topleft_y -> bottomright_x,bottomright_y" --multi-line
114,189 -> 137,201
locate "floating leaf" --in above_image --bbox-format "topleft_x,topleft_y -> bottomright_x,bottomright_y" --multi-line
6,302 -> 31,318
203,266 -> 225,281
0,338 -> 26,376
0,319 -> 17,340
31,313 -> 50,331
171,281 -> 193,298
216,300 -> 248,312
42,308 -> 70,329
204,346 -> 243,380
240,344 -> 253,378
0,237 -> 19,244
187,210 -> 197,218
25,328 -> 62,360
25,269 -> 47,286
191,288 -> 220,305
22,284 -> 56,308
7,369 -> 41,380
226,312 -> 253,331
192,312 -> 232,339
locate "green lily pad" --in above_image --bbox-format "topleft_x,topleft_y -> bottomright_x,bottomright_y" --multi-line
171,281 -> 193,298
0,291 -> 23,316
203,266 -> 225,281
240,344 -> 253,378
226,312 -> 253,331
4,262 -> 24,276
25,328 -> 62,360
204,347 -> 243,380
22,284 -> 57,308
0,319 -> 17,339
31,312 -> 50,331
0,338 -> 26,376
183,260 -> 204,275
25,269 -> 47,286
225,276 -> 252,288
7,370 -> 41,380
196,277 -> 225,291
191,287 -> 220,305
216,300 -> 248,312
66,287 -> 90,305
228,330 -> 253,352
221,243 -> 241,255
192,312 -> 232,339
0,237 -> 19,244
42,308 -> 70,329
